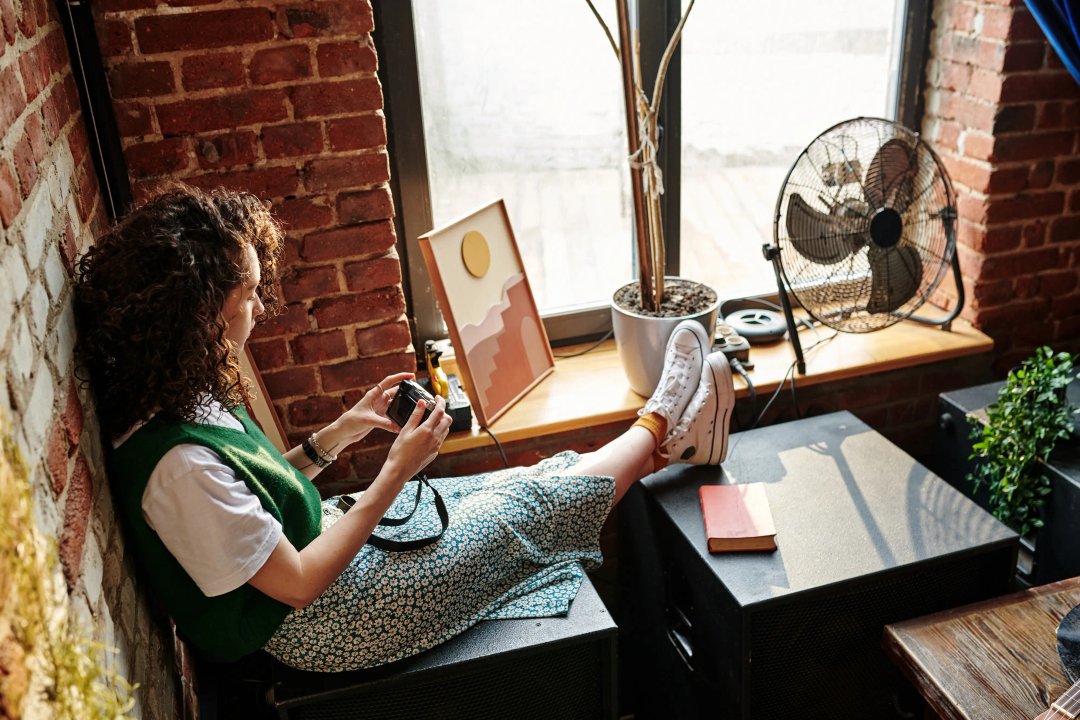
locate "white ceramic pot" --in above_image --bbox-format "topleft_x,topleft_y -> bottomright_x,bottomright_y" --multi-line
611,277 -> 719,397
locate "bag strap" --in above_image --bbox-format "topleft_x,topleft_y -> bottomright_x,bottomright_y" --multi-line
337,474 -> 448,553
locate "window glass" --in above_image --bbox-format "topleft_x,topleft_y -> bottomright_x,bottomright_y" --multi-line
680,0 -> 902,302
413,1 -> 633,315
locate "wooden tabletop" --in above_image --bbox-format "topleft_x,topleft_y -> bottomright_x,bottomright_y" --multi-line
439,314 -> 992,454
884,577 -> 1080,720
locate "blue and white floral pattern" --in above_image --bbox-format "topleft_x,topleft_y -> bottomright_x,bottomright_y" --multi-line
264,451 -> 614,672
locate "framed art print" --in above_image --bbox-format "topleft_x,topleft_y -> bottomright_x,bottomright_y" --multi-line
418,199 -> 555,426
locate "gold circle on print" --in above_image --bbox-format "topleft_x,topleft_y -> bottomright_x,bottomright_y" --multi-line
461,230 -> 491,278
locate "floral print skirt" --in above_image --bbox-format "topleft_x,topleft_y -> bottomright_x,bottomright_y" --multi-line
263,451 -> 615,672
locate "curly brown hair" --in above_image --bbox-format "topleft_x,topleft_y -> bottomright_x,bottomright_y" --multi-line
74,185 -> 285,440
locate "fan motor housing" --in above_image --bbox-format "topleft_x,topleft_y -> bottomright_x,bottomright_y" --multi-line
870,208 -> 902,248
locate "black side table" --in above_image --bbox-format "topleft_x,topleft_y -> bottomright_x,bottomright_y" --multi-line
619,411 -> 1017,720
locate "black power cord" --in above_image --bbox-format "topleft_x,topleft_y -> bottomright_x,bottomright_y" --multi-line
482,426 -> 511,468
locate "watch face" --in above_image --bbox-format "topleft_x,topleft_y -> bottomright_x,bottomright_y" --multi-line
1059,603 -> 1080,684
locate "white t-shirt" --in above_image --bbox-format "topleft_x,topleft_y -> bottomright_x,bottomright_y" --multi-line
116,400 -> 282,597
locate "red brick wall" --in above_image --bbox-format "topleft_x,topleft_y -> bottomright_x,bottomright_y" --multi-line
0,0 -> 179,716
93,0 -> 412,484
924,0 -> 1080,372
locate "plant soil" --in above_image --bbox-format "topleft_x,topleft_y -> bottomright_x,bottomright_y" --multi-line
613,278 -> 717,318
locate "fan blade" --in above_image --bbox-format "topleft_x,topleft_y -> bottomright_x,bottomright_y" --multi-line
865,138 -> 917,214
867,243 -> 922,314
785,193 -> 868,265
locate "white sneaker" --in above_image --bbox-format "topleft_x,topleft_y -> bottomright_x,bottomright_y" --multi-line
663,351 -> 736,465
638,320 -> 711,429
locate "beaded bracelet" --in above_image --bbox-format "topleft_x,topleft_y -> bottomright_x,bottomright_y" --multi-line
301,438 -> 331,468
308,432 -> 337,463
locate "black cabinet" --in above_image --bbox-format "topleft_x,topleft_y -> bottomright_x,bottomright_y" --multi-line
932,380 -> 1080,585
621,411 -> 1017,720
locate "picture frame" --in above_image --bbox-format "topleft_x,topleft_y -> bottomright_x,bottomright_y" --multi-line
418,199 -> 555,426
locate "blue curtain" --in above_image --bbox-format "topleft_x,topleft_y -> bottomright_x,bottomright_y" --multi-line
1024,0 -> 1080,85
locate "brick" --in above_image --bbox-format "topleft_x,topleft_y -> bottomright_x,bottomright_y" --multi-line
247,337 -> 290,370
291,329 -> 348,364
1039,102 -> 1064,129
1040,270 -> 1078,296
969,68 -> 1002,102
289,78 -> 382,119
972,278 -> 1015,308
320,352 -> 414,393
326,114 -> 386,152
337,187 -> 393,224
316,40 -> 377,77
287,395 -> 342,427
135,8 -> 274,53
276,1 -> 374,39
979,248 -> 1062,281
303,152 -> 389,192
1015,275 -> 1040,298
99,0 -> 152,10
98,19 -> 133,58
302,220 -> 396,261
250,302 -> 309,338
0,63 -> 26,135
1001,42 -> 1045,72
108,61 -> 174,99
74,162 -> 98,223
273,195 -> 333,231
262,121 -> 323,159
1012,8 -> 1048,42
46,420 -> 68,496
12,134 -> 38,198
1023,219 -> 1047,247
977,298 -> 1052,333
984,191 -> 1064,224
960,222 -> 1022,254
0,0 -> 15,45
18,37 -> 50,102
261,367 -> 318,400
311,287 -> 404,329
280,264 -> 340,302
989,105 -> 1032,136
60,453 -> 92,589
250,45 -> 312,85
184,165 -> 300,200
355,320 -> 410,356
343,255 -> 401,293
0,160 -> 21,227
196,131 -> 258,170
1000,72 -> 1079,103
1060,159 -> 1080,185
978,5 -> 1013,41
1028,160 -> 1055,190
157,89 -> 288,134
41,75 -> 78,139
63,379 -> 83,448
990,131 -> 1074,163
113,101 -> 153,137
125,137 -> 190,179
941,92 -> 996,131
181,53 -> 245,91
1051,216 -> 1080,243
1051,294 -> 1080,317
1070,190 -> 1080,213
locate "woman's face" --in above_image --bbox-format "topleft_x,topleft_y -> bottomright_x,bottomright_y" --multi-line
221,244 -> 264,351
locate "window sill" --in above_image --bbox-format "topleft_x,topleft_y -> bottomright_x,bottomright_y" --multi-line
438,315 -> 993,456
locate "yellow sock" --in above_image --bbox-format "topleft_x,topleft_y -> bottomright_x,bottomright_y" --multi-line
633,412 -> 670,471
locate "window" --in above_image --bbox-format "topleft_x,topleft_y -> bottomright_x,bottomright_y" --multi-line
376,0 -> 927,345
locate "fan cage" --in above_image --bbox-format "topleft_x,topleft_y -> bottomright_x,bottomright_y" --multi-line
773,116 -> 958,333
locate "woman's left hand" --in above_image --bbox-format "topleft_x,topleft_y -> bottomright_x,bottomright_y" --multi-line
334,372 -> 416,444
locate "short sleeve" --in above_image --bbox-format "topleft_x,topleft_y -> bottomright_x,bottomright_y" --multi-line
142,444 -> 282,597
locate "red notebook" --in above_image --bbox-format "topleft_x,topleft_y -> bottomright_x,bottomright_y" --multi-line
698,483 -> 777,553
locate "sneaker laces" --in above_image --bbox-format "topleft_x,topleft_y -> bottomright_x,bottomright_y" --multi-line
649,346 -> 694,415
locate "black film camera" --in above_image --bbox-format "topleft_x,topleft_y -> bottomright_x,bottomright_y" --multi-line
387,379 -> 436,427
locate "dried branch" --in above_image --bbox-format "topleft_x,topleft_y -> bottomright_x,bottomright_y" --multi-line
650,0 -> 695,118
584,0 -> 620,60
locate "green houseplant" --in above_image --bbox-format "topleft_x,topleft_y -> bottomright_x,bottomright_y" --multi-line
968,346 -> 1080,536
586,0 -> 720,396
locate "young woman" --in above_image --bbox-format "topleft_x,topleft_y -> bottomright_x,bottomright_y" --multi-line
74,186 -> 734,672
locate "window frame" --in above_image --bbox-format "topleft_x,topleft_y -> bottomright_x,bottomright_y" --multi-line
374,0 -> 929,347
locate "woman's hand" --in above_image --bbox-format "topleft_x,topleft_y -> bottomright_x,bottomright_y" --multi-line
381,397 -> 452,486
334,372 -> 415,445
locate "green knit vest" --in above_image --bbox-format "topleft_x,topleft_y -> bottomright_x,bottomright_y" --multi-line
107,405 -> 322,661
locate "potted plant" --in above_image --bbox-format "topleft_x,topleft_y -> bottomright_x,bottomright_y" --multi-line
586,0 -> 719,396
968,346 -> 1080,536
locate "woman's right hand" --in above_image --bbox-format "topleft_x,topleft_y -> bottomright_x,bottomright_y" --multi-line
383,397 -> 452,484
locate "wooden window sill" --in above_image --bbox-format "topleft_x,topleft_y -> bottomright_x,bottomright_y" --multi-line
438,314 -> 992,456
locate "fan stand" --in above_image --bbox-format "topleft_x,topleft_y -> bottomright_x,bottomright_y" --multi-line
762,244 -> 966,376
